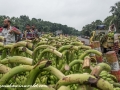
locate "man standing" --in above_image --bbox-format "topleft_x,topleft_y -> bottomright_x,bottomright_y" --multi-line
0,26 -> 3,36
109,24 -> 116,32
31,25 -> 38,37
1,19 -> 21,44
23,24 -> 35,40
14,26 -> 22,42
37,30 -> 41,37
109,24 -> 119,54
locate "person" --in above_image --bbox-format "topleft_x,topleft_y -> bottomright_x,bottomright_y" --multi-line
23,24 -> 35,40
14,26 -> 22,42
108,24 -> 116,33
0,26 -> 3,31
0,26 -> 3,35
31,25 -> 38,37
108,24 -> 119,54
37,30 -> 41,37
1,19 -> 21,44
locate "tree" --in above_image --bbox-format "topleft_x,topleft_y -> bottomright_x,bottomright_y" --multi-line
110,1 -> 120,32
103,16 -> 113,29
0,15 -> 80,36
80,20 -> 103,36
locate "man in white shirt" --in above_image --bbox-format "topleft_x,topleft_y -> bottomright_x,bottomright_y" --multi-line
108,24 -> 120,53
1,19 -> 21,44
108,24 -> 116,32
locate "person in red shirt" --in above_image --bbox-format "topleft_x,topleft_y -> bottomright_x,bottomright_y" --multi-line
0,27 -> 3,33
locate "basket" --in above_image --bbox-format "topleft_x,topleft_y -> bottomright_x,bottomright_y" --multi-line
91,41 -> 100,48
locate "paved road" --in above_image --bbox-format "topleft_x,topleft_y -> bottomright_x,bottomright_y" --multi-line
78,36 -> 90,45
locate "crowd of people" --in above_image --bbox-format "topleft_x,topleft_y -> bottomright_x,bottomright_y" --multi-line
0,19 -> 41,45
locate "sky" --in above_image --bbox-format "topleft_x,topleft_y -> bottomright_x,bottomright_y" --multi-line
0,0 -> 119,31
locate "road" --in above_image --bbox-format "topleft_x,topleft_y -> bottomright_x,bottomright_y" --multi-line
78,36 -> 90,45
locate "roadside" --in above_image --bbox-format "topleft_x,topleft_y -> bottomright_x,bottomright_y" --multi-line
78,36 -> 89,45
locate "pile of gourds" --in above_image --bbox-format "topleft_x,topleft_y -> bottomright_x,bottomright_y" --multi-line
0,34 -> 119,90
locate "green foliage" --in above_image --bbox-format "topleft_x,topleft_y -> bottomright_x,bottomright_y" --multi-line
0,15 -> 80,35
80,1 -> 120,36
110,1 -> 120,33
80,20 -> 103,36
103,16 -> 113,29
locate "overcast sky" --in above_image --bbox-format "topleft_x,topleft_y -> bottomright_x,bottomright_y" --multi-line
0,0 -> 119,30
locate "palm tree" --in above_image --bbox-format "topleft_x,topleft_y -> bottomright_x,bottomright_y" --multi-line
110,1 -> 120,32
103,16 -> 113,29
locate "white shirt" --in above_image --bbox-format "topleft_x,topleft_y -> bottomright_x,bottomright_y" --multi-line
108,26 -> 116,32
1,26 -> 15,44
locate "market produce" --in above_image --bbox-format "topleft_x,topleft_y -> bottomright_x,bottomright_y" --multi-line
0,34 -> 119,90
108,32 -> 114,37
